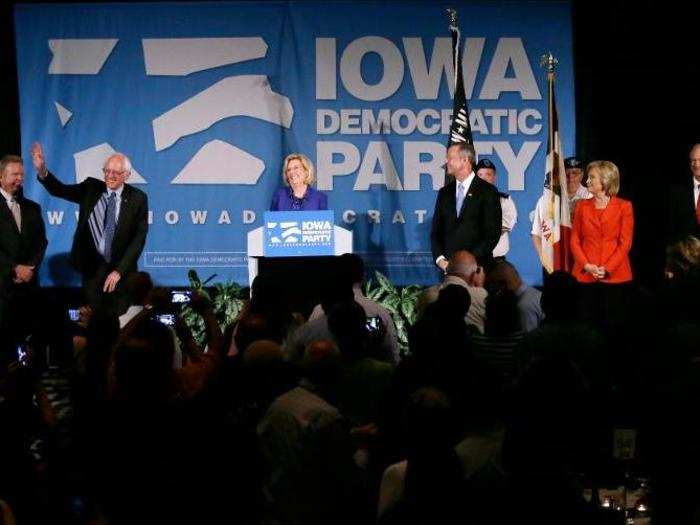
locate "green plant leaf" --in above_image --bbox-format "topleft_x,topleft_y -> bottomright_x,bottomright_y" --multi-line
375,271 -> 396,294
367,287 -> 384,301
187,269 -> 202,288
400,299 -> 416,324
394,317 -> 408,344
383,295 -> 400,314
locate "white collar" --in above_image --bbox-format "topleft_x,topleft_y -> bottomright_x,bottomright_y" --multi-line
456,172 -> 475,191
0,187 -> 17,203
106,185 -> 124,198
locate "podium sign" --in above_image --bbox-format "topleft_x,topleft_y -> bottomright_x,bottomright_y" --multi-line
263,211 -> 335,257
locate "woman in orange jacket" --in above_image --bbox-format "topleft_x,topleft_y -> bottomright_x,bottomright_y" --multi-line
571,160 -> 633,328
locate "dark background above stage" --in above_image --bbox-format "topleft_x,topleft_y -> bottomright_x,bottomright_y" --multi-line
1,0 -> 697,287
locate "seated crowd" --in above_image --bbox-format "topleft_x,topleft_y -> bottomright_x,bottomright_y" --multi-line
0,243 -> 699,524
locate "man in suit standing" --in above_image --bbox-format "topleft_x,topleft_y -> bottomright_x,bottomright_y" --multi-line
0,155 -> 47,357
668,143 -> 700,243
31,143 -> 148,314
431,142 -> 502,272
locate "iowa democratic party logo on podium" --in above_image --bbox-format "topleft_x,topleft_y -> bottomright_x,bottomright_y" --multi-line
264,211 -> 335,257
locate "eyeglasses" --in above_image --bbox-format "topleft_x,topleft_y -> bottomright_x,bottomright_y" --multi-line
102,168 -> 125,176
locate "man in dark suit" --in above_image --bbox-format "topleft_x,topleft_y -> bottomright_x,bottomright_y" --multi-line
431,142 -> 502,271
668,143 -> 700,243
31,142 -> 148,314
0,155 -> 47,357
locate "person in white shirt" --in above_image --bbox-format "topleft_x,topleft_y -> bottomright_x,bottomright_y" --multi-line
531,156 -> 592,266
475,159 -> 517,259
307,254 -> 399,364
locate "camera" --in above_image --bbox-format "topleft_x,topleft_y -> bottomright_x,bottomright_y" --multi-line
16,344 -> 28,367
171,290 -> 191,304
365,316 -> 381,333
155,314 -> 176,326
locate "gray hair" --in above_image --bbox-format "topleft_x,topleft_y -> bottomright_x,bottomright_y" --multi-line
451,142 -> 476,165
104,153 -> 132,174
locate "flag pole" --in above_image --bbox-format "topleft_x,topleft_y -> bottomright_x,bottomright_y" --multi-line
537,51 -> 573,274
445,8 -> 474,187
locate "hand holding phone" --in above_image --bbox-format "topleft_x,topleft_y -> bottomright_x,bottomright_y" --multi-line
16,345 -> 29,367
171,290 -> 191,304
155,314 -> 176,326
365,316 -> 381,333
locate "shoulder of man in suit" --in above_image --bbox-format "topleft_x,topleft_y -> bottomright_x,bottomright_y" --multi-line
441,179 -> 456,191
121,183 -> 145,196
16,194 -> 41,209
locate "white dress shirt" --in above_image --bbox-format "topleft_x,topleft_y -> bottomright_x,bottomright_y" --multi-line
493,195 -> 517,257
0,187 -> 18,212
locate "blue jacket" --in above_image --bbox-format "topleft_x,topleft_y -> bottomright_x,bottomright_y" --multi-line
270,186 -> 328,211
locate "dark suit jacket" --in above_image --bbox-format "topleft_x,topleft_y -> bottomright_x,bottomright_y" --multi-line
0,194 -> 47,297
38,172 -> 148,277
430,176 -> 502,264
668,181 -> 700,243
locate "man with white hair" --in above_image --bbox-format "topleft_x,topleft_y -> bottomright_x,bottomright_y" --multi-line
32,142 -> 148,312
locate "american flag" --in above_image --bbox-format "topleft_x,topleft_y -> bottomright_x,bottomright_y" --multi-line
447,21 -> 473,147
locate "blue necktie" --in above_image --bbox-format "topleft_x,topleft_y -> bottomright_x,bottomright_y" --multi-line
103,192 -> 117,262
456,182 -> 465,216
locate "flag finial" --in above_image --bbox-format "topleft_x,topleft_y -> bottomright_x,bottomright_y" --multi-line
446,8 -> 458,31
540,52 -> 558,73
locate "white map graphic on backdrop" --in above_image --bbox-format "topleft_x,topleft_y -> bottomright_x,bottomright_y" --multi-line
48,39 -> 118,74
152,75 -> 294,151
171,140 -> 264,184
73,143 -> 146,184
143,37 -> 267,76
54,102 -> 73,127
48,37 -> 294,185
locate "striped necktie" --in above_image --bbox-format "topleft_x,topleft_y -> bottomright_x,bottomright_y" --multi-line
9,198 -> 21,232
103,192 -> 117,262
88,192 -> 117,258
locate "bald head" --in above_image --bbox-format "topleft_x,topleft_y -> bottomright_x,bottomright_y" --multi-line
485,260 -> 522,292
447,250 -> 478,278
690,144 -> 700,182
303,339 -> 340,364
244,339 -> 284,365
302,339 -> 341,387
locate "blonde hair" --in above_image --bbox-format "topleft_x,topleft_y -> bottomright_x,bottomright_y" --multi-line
586,160 -> 620,196
0,155 -> 23,175
282,153 -> 315,186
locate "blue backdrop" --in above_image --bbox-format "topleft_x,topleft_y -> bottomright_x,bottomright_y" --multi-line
14,1 -> 575,287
